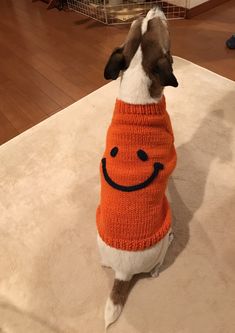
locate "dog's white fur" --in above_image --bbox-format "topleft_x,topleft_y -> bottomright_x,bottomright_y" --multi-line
98,8 -> 173,328
99,229 -> 173,328
98,229 -> 173,281
118,46 -> 158,105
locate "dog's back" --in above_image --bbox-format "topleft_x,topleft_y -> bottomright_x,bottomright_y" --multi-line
97,7 -> 178,329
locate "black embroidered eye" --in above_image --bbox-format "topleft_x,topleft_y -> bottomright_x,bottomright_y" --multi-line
137,149 -> 148,161
110,147 -> 118,157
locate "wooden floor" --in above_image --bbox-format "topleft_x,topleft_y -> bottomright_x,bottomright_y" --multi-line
0,0 -> 234,145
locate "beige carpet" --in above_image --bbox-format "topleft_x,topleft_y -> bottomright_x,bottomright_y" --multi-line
0,57 -> 235,333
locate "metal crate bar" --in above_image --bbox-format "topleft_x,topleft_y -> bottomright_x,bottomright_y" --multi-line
68,0 -> 187,25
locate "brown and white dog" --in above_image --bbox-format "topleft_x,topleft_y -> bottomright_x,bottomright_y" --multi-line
98,7 -> 178,329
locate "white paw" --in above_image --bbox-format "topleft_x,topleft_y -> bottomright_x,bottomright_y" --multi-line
169,232 -> 174,244
150,264 -> 160,278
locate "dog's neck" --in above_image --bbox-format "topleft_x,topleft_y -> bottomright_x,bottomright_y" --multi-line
118,47 -> 163,105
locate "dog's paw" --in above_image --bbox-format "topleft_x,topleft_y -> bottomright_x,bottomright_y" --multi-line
150,264 -> 160,278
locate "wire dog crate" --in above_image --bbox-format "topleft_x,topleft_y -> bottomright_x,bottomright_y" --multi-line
67,0 -> 187,25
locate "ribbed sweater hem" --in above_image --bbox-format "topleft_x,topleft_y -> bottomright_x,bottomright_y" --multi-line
114,96 -> 166,116
96,207 -> 171,251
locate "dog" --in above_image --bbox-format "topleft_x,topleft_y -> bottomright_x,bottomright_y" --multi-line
96,7 -> 178,328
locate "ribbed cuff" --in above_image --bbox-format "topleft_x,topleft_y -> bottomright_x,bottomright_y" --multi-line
114,96 -> 166,116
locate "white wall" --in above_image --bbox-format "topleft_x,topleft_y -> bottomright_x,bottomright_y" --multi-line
188,0 -> 208,8
166,0 -> 208,9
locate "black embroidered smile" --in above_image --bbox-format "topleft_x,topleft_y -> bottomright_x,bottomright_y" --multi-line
102,153 -> 164,193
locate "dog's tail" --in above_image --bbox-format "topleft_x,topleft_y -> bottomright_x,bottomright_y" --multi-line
105,274 -> 132,329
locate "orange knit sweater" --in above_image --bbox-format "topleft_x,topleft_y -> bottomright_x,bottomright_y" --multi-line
96,96 -> 177,251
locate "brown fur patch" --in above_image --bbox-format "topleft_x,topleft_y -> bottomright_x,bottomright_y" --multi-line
141,17 -> 171,98
123,18 -> 143,67
110,273 -> 151,307
110,279 -> 131,306
120,15 -> 173,98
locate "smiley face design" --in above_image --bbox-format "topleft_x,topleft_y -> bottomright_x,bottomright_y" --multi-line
102,147 -> 164,192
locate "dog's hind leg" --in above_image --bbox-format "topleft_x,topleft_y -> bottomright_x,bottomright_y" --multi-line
150,230 -> 174,278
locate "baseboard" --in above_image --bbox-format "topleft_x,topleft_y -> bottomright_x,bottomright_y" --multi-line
186,0 -> 229,18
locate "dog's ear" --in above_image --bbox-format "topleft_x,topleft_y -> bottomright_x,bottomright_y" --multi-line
104,47 -> 126,80
155,56 -> 178,87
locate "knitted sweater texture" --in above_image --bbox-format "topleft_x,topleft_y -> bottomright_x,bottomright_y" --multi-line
96,96 -> 177,251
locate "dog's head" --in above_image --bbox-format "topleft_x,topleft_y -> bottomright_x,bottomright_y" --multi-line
104,7 -> 178,101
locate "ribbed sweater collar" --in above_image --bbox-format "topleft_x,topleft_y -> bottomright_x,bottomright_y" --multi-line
114,96 -> 166,116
